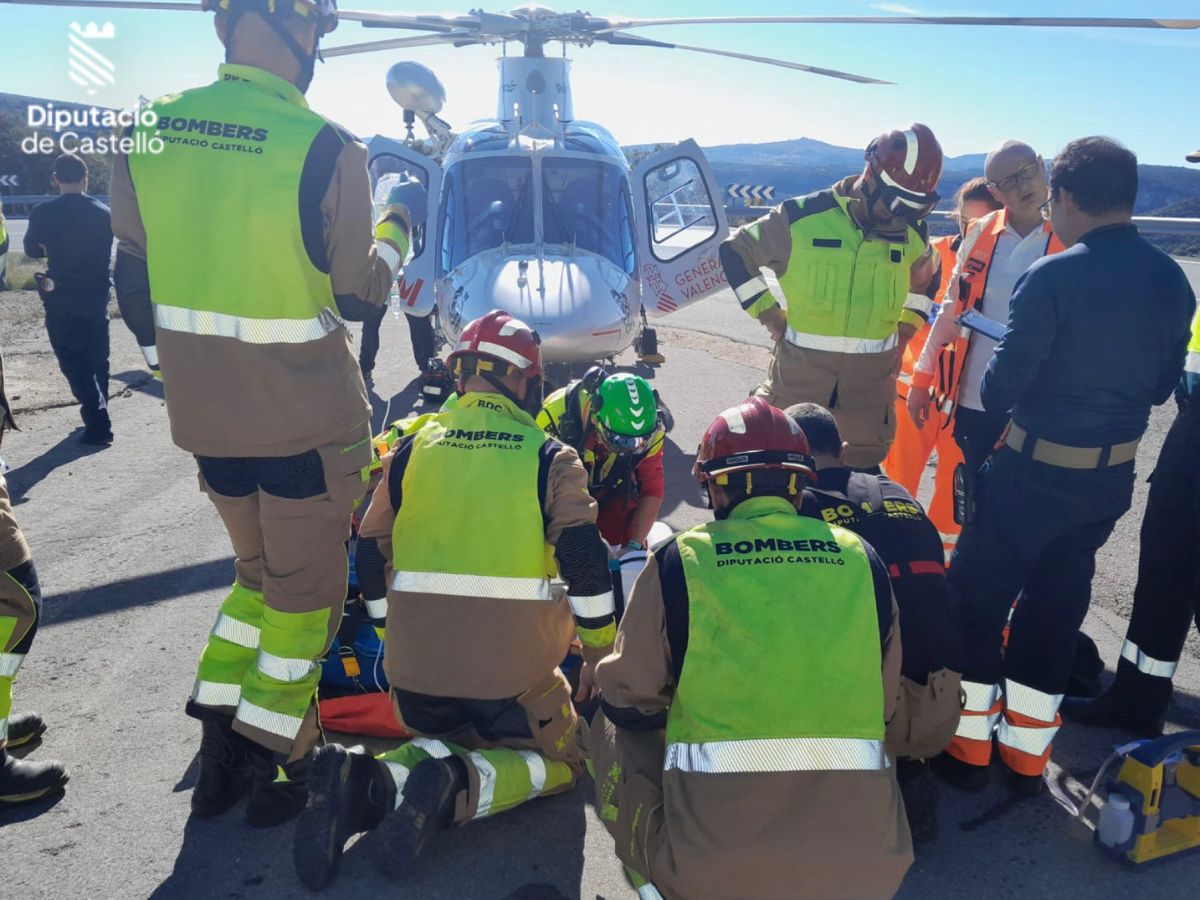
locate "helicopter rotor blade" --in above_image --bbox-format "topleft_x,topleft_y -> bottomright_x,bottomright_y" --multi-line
0,0 -> 202,10
322,31 -> 483,59
600,31 -> 890,85
596,16 -> 1200,33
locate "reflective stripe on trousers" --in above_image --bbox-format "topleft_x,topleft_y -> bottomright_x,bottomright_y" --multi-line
784,328 -> 899,354
155,303 -> 342,345
211,613 -> 261,650
391,570 -> 552,602
1120,639 -> 1179,678
663,737 -> 889,774
192,680 -> 242,709
256,650 -> 319,683
0,652 -> 25,678
235,697 -> 305,741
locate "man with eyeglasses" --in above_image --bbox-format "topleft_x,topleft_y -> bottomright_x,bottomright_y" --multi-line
932,137 -> 1194,796
908,141 -> 1064,477
721,124 -> 943,470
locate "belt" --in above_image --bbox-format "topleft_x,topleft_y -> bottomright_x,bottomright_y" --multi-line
1005,423 -> 1138,469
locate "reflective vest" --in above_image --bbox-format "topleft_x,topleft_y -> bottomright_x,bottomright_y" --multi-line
776,190 -> 926,355
933,210 -> 1064,413
129,64 -> 345,345
390,393 -> 557,601
0,212 -> 8,288
1184,309 -> 1200,400
664,496 -> 889,775
897,234 -> 957,400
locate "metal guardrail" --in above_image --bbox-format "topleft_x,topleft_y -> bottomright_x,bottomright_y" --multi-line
726,202 -> 1200,235
5,193 -> 1199,236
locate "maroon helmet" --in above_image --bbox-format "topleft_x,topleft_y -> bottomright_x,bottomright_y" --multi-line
865,123 -> 944,222
694,397 -> 816,489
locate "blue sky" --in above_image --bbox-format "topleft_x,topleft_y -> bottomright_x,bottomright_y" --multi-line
1,1 -> 1198,165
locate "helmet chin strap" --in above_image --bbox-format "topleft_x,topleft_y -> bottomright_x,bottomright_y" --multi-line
227,9 -> 321,93
480,372 -> 543,417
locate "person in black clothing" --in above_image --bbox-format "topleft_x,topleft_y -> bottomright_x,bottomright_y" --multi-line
936,137 -> 1196,796
789,402 -> 964,844
23,153 -> 114,445
359,308 -> 435,381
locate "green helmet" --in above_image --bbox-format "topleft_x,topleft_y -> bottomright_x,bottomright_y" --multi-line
593,373 -> 660,455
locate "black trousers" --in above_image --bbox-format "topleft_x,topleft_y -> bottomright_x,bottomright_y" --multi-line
46,310 -> 110,438
951,448 -> 1134,701
1113,409 -> 1200,714
359,310 -> 436,373
952,406 -> 1010,475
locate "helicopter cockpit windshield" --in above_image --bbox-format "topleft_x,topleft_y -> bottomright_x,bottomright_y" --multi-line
438,147 -> 637,278
439,156 -> 536,273
541,157 -> 636,276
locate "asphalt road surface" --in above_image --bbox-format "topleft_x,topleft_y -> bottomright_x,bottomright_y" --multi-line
1,258 -> 1199,899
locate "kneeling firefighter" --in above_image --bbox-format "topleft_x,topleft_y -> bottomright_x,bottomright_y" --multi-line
591,397 -> 913,900
293,310 -> 615,890
537,368 -> 667,552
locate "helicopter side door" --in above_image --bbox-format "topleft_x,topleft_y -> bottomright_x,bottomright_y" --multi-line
631,139 -> 730,317
366,136 -> 443,317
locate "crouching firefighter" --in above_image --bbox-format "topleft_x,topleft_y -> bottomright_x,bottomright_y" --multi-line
790,402 -> 964,844
293,310 -> 616,890
591,397 -> 913,900
537,369 -> 667,552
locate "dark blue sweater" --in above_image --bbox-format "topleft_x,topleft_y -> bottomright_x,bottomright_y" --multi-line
982,223 -> 1195,447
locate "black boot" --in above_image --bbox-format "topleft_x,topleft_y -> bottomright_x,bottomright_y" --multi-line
293,745 -> 395,891
1061,685 -> 1165,739
192,717 -> 251,818
6,712 -> 47,749
1005,767 -> 1045,799
372,755 -> 467,881
246,750 -> 310,828
0,748 -> 68,807
930,751 -> 989,791
897,759 -> 939,846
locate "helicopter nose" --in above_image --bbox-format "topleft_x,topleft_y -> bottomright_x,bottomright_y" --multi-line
451,254 -> 633,363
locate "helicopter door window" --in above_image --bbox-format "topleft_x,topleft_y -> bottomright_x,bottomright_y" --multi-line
541,158 -> 635,275
643,157 -> 719,263
370,154 -> 430,258
439,157 -> 534,273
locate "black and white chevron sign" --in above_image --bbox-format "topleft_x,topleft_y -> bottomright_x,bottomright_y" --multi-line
726,183 -> 775,203
0,175 -> 19,189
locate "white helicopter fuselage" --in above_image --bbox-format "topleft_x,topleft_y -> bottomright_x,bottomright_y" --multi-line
368,54 -> 730,368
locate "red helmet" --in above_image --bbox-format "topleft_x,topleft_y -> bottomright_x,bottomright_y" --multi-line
694,397 -> 816,487
865,123 -> 943,221
447,310 -> 542,379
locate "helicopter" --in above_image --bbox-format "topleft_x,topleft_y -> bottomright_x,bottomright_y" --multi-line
5,2 -> 1199,381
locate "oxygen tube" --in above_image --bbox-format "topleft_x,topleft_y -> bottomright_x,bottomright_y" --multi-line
1045,739 -> 1146,825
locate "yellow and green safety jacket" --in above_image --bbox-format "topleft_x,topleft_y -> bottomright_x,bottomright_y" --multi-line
0,210 -> 8,290
723,188 -> 929,354
1184,308 -> 1200,401
665,496 -> 890,775
391,394 -> 558,600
